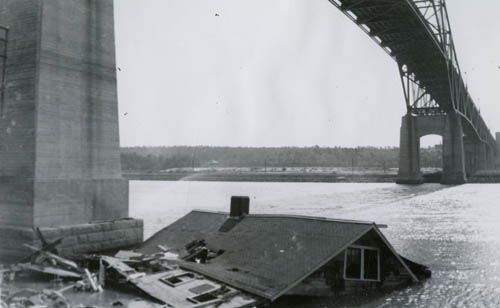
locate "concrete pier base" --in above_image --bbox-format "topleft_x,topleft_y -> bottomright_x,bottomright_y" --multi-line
396,112 -> 467,185
396,114 -> 423,184
485,146 -> 495,170
0,219 -> 143,262
496,133 -> 500,169
441,112 -> 466,184
0,0 -> 142,260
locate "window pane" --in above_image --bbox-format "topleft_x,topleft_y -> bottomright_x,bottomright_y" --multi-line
345,248 -> 361,279
364,249 -> 378,280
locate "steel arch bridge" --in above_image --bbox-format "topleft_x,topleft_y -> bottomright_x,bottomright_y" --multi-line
327,0 -> 498,183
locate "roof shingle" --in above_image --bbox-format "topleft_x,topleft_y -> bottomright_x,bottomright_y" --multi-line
140,211 -> 375,300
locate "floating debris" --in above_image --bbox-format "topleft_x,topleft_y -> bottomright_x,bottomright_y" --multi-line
99,255 -> 258,307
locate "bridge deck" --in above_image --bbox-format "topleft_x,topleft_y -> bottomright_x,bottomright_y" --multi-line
329,0 -> 495,148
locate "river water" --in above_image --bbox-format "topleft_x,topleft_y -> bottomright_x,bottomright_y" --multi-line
129,181 -> 500,308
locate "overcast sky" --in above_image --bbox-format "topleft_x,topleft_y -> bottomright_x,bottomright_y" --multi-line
114,0 -> 500,148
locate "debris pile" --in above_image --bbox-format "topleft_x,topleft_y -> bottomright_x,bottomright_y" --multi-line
2,288 -> 70,308
0,229 -> 258,308
0,229 -> 106,308
182,240 -> 223,264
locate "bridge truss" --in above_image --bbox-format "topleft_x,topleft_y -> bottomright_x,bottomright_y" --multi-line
327,0 -> 496,151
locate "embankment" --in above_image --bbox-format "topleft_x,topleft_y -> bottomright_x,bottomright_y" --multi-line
123,171 -> 397,183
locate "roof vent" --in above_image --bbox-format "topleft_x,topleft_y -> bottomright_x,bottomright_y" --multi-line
230,196 -> 249,219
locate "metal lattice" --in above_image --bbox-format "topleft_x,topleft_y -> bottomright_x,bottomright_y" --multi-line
406,0 -> 457,116
399,63 -> 442,116
327,0 -> 496,149
410,0 -> 492,144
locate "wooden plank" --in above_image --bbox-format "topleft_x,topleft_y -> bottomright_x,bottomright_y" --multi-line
18,264 -> 81,279
84,269 -> 100,292
24,244 -> 80,271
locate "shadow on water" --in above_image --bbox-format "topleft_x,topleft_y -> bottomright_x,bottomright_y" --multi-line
422,171 -> 442,183
322,183 -> 454,216
388,182 -> 459,203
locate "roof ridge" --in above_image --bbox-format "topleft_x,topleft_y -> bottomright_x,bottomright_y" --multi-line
246,213 -> 377,225
191,209 -> 227,215
190,209 -> 380,226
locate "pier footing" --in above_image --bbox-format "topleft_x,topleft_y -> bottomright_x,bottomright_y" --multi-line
0,218 -> 143,262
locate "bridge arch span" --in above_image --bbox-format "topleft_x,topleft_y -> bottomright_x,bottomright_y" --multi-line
398,112 -> 496,184
420,134 -> 443,178
397,113 -> 466,184
414,116 -> 447,139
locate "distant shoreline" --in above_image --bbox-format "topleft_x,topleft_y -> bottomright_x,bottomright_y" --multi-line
122,168 -> 500,183
123,170 -> 398,183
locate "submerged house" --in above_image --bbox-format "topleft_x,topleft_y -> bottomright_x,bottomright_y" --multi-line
139,197 -> 430,303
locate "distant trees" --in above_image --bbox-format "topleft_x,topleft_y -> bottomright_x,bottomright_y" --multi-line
121,151 -> 193,172
120,145 -> 442,172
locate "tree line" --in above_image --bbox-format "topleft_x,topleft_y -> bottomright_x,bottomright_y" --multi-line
121,145 -> 443,172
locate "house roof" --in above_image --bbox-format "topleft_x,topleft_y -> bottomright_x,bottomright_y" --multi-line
139,210 -> 416,301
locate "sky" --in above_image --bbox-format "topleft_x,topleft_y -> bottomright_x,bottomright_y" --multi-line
114,0 -> 500,148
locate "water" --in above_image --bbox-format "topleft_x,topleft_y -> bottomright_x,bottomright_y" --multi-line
130,181 -> 500,307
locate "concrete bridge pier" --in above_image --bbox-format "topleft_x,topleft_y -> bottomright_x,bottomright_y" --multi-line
0,0 -> 143,261
397,112 -> 466,184
463,138 -> 476,176
396,114 -> 423,184
477,142 -> 487,171
441,112 -> 466,184
496,133 -> 500,169
464,138 -> 488,175
464,138 -> 496,175
485,145 -> 495,169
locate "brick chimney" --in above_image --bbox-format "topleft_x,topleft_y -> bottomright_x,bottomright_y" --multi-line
230,196 -> 250,218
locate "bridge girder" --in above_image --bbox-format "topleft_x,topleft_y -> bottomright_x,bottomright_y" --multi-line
328,0 -> 496,150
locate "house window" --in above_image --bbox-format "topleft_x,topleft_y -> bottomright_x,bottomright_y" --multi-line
160,273 -> 196,287
187,293 -> 219,304
344,246 -> 379,281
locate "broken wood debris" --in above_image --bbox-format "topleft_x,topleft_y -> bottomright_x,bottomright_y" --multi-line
3,229 -> 104,304
17,228 -> 63,265
102,256 -> 258,308
17,263 -> 81,279
83,269 -> 102,293
19,243 -> 85,283
24,244 -> 79,272
2,288 -> 70,308
2,230 -> 258,308
182,239 -> 224,264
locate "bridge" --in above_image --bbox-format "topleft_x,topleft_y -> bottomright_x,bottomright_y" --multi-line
327,0 -> 499,184
0,0 -> 499,259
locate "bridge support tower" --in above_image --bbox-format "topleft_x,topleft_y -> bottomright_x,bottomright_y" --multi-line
396,112 -> 466,184
496,133 -> 500,169
0,0 -> 143,261
441,112 -> 467,184
397,114 -> 423,184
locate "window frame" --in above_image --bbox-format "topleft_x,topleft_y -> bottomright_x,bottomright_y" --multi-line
160,272 -> 196,287
343,245 -> 380,282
